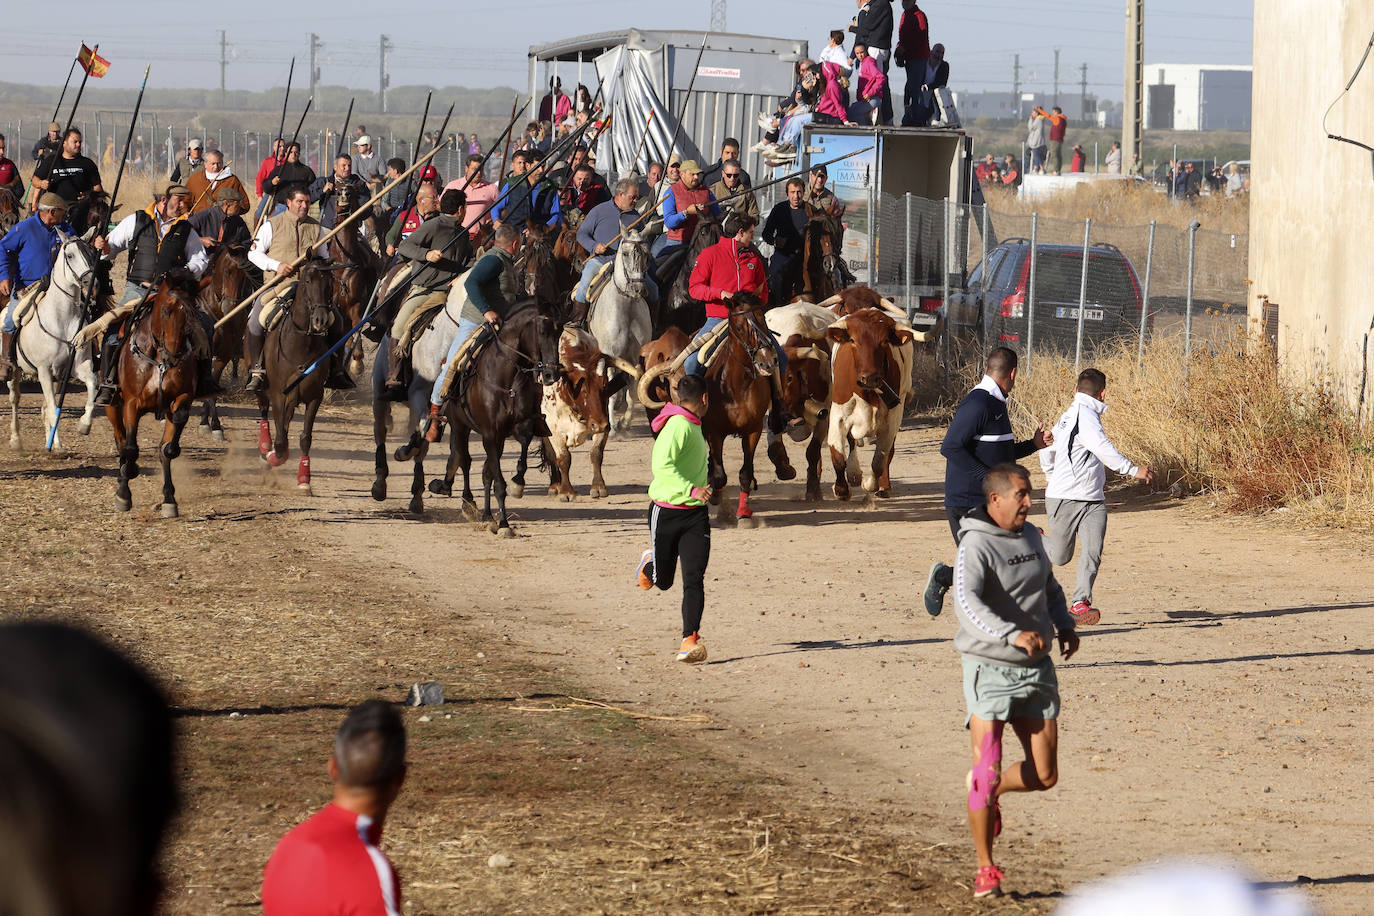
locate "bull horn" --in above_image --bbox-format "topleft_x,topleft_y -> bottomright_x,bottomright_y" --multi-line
611,356 -> 642,379
637,361 -> 672,409
878,297 -> 908,318
816,293 -> 844,310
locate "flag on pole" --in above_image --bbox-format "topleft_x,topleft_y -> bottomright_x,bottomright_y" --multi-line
77,44 -> 110,78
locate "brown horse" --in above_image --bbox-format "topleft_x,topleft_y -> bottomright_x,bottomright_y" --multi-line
656,215 -> 723,335
330,184 -> 381,376
68,190 -> 113,237
256,260 -> 336,494
638,294 -> 778,525
551,219 -> 586,295
438,302 -> 562,536
197,243 -> 257,439
0,188 -> 19,234
771,206 -> 850,306
107,270 -> 201,518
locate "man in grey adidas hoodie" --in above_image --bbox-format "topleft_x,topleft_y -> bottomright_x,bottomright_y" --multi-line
1038,368 -> 1154,625
953,462 -> 1080,899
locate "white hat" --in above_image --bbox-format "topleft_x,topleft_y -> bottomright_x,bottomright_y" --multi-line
354,135 -> 373,147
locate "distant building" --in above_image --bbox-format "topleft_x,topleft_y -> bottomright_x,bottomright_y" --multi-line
953,90 -> 1098,124
1144,64 -> 1252,131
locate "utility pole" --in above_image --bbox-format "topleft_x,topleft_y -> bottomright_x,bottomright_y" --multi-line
1080,62 -> 1089,120
1053,48 -> 1061,107
1123,0 -> 1145,164
309,33 -> 321,102
710,0 -> 727,31
219,30 -> 228,107
1012,54 -> 1021,118
379,34 -> 392,114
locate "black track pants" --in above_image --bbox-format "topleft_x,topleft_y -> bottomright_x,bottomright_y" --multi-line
646,503 -> 711,638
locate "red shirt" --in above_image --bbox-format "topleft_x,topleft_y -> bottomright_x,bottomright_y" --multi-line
0,157 -> 19,190
897,9 -> 930,62
689,237 -> 769,319
261,803 -> 401,916
256,155 -> 281,196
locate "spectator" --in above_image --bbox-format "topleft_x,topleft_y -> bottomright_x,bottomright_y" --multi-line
818,29 -> 851,74
170,138 -> 205,183
846,43 -> 887,125
1225,162 -> 1245,198
815,61 -> 848,126
32,121 -> 62,163
1105,141 -> 1122,175
1070,144 -> 1085,173
1026,110 -> 1048,174
1128,152 -> 1143,178
975,153 -> 996,184
574,83 -> 596,115
1034,106 -> 1067,175
894,0 -> 931,119
1176,161 -> 1202,200
700,138 -> 752,190
849,0 -> 895,124
0,622 -> 176,916
903,43 -> 948,127
261,701 -> 408,916
1000,155 -> 1021,188
0,133 -> 22,201
539,77 -> 572,125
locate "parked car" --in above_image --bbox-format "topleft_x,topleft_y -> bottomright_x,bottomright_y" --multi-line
943,238 -> 1148,354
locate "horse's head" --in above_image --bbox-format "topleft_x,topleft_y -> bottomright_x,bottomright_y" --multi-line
806,206 -> 842,284
0,189 -> 19,234
294,261 -> 336,336
727,292 -> 779,378
519,231 -> 559,305
149,268 -> 201,358
614,230 -> 650,298
335,181 -> 363,219
689,214 -> 723,256
53,227 -> 101,295
72,191 -> 112,236
524,303 -> 563,387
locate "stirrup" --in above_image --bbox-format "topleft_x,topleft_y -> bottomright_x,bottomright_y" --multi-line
245,369 -> 267,392
94,383 -> 118,407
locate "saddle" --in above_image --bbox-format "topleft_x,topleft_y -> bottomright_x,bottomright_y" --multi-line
10,282 -> 47,331
395,294 -> 449,354
586,260 -> 616,305
438,324 -> 497,405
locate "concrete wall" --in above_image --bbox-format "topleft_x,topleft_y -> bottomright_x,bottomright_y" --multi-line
1249,1 -> 1374,399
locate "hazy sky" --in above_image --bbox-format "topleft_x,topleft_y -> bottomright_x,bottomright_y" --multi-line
0,0 -> 1253,101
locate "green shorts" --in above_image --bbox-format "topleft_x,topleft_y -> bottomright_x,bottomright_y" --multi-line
962,655 -> 1060,726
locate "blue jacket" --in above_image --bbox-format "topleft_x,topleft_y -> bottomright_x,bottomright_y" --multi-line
0,214 -> 72,289
940,377 -> 1037,507
490,179 -> 560,228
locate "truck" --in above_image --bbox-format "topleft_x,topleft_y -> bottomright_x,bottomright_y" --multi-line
798,124 -> 975,337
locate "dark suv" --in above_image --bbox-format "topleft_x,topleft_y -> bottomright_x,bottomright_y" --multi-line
944,239 -> 1147,354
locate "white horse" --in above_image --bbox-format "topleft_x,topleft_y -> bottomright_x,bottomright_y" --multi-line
7,228 -> 101,450
587,230 -> 653,435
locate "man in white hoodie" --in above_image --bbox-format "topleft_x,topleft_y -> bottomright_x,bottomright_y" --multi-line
1038,368 -> 1154,625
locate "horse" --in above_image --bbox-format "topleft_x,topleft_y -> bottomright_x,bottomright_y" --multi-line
196,243 -> 257,440
107,269 -> 202,518
330,183 -> 381,376
255,260 -> 337,494
586,230 -> 653,435
552,218 -> 587,294
440,302 -> 562,536
638,294 -> 779,526
0,188 -> 20,235
763,301 -> 841,501
655,215 -> 722,335
67,191 -> 113,237
797,206 -> 851,303
7,228 -> 102,451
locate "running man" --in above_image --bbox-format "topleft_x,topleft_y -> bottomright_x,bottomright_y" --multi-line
1038,368 -> 1154,625
636,374 -> 713,663
925,347 -> 1050,616
953,463 -> 1080,898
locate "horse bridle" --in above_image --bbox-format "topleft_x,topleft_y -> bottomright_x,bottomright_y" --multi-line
31,237 -> 100,349
721,305 -> 778,376
131,285 -> 195,372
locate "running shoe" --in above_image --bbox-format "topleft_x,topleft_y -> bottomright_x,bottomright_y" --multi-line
677,632 -> 707,663
923,561 -> 951,617
973,864 -> 1004,898
637,549 -> 654,590
1069,600 -> 1101,626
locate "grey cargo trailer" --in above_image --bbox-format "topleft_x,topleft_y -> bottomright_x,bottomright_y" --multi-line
528,30 -> 807,183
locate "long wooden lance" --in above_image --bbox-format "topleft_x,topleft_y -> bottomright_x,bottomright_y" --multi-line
464,97 -> 529,192
51,54 -> 80,124
628,109 -> 655,174
253,94 -> 313,235
106,64 -> 150,223
496,93 -> 520,184
215,140 -> 450,330
33,45 -> 100,209
335,97 -> 355,161
277,58 -> 295,150
663,32 -> 709,167
398,91 -> 433,211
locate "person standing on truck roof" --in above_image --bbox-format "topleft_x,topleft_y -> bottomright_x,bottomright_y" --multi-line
895,0 -> 931,118
849,0 -> 895,125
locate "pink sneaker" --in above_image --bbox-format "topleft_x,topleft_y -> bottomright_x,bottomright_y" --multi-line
1070,600 -> 1101,625
974,864 -> 1004,898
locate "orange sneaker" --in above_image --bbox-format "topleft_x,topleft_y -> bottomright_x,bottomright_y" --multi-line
636,549 -> 654,590
676,632 -> 707,663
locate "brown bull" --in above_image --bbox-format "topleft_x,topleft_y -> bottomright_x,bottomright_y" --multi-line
541,327 -> 640,500
825,308 -> 914,500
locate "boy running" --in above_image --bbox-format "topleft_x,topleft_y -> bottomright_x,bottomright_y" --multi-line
1038,368 -> 1154,625
953,463 -> 1080,898
636,375 -> 713,663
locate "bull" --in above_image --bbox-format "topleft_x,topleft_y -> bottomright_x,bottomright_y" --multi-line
825,307 -> 915,500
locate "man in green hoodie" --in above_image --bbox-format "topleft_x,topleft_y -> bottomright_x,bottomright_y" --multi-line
636,374 -> 713,663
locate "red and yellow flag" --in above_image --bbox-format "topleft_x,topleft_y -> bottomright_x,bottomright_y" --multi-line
77,44 -> 110,78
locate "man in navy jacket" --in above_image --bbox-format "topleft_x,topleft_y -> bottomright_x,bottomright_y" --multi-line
924,347 -> 1051,615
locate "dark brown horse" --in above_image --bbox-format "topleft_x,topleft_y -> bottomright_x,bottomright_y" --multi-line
68,190 -> 113,237
107,270 -> 201,518
771,206 -> 850,306
256,260 -> 336,494
197,243 -> 257,439
656,215 -> 722,335
438,302 -> 561,536
0,188 -> 19,235
551,218 -> 586,295
638,294 -> 778,525
330,184 -> 382,375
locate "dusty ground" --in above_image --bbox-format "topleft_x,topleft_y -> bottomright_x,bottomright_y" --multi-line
1,380 -> 1368,913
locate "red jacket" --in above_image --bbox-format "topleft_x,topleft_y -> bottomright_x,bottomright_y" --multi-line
256,155 -> 280,196
896,8 -> 930,63
261,803 -> 400,916
689,237 -> 769,319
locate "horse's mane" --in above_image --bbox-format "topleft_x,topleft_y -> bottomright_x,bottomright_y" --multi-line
156,267 -> 202,299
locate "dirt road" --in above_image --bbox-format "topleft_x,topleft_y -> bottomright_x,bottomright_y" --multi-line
3,390 -> 1367,912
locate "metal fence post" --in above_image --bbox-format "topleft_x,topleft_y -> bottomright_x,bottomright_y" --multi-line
1074,217 -> 1091,371
867,176 -> 877,284
1185,219 -> 1200,358
941,198 -> 952,367
1170,142 -> 1178,199
1138,220 -> 1156,368
904,193 -> 913,316
1027,213 -> 1038,373
981,203 -> 989,270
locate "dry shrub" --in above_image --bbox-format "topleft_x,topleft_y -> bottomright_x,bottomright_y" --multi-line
1010,334 -> 1374,529
984,180 -> 1249,235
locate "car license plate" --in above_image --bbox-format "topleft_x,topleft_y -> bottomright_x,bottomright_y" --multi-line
1054,307 -> 1103,321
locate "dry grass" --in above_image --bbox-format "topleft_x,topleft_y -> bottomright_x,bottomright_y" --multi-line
1007,335 -> 1374,529
983,180 -> 1250,236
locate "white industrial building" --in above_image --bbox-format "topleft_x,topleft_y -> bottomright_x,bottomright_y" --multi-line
1144,64 -> 1252,131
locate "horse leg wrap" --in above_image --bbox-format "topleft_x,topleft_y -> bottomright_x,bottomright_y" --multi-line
737,490 -> 752,519
968,730 -> 1002,812
258,419 -> 271,456
297,455 -> 311,487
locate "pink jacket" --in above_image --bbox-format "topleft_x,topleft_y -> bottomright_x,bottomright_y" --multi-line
817,62 -> 847,119
857,56 -> 887,101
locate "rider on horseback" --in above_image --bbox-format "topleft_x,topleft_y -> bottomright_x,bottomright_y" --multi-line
188,186 -> 253,252
684,213 -> 804,435
569,178 -> 658,325
422,223 -> 522,442
384,188 -> 474,393
650,160 -> 719,262
93,185 -> 219,405
243,186 -> 354,392
0,193 -> 72,381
